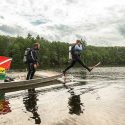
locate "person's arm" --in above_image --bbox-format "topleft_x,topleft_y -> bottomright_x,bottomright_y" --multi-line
75,44 -> 83,51
30,49 -> 38,64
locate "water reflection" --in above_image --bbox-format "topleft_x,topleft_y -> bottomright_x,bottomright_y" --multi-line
64,84 -> 85,115
0,92 -> 11,115
63,70 -> 87,115
23,89 -> 41,124
68,89 -> 84,115
1,67 -> 125,125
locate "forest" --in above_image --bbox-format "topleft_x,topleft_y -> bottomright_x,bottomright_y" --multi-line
0,34 -> 125,69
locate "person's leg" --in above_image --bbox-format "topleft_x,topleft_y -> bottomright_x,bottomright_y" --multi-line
27,63 -> 36,92
63,60 -> 76,74
77,59 -> 92,72
26,63 -> 36,80
30,63 -> 36,79
26,63 -> 32,80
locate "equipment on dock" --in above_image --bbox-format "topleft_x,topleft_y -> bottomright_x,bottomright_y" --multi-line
0,67 -> 6,83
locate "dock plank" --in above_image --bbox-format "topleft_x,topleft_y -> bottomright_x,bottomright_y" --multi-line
0,74 -> 63,93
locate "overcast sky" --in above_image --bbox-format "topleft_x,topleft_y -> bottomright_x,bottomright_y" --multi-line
0,0 -> 125,46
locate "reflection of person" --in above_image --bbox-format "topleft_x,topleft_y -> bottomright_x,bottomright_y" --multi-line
26,43 -> 40,80
63,40 -> 92,75
68,92 -> 84,115
66,86 -> 84,115
23,90 -> 41,124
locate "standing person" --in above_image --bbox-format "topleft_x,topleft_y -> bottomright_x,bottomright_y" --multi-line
26,43 -> 40,80
63,40 -> 92,75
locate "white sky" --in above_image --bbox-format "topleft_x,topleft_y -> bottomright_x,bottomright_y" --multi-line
0,0 -> 125,46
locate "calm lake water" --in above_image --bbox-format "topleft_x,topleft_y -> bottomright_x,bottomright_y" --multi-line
0,67 -> 125,125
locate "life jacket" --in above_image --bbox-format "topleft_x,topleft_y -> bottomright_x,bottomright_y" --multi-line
70,44 -> 83,59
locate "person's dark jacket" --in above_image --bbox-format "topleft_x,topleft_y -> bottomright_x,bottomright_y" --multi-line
27,48 -> 39,64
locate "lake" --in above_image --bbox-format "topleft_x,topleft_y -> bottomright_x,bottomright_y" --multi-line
0,67 -> 125,125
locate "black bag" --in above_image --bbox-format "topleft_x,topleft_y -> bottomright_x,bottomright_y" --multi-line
71,45 -> 75,56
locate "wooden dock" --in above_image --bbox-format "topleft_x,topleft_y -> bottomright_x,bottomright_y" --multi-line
0,74 -> 63,93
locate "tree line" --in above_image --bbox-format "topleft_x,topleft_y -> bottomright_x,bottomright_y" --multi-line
0,34 -> 125,69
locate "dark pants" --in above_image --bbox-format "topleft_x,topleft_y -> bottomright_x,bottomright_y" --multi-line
26,63 -> 36,80
64,57 -> 90,73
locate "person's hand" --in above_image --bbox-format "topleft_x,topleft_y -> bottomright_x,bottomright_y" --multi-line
37,62 -> 40,67
34,64 -> 37,69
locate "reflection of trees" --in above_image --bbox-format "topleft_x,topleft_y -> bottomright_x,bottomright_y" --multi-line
23,89 -> 41,124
